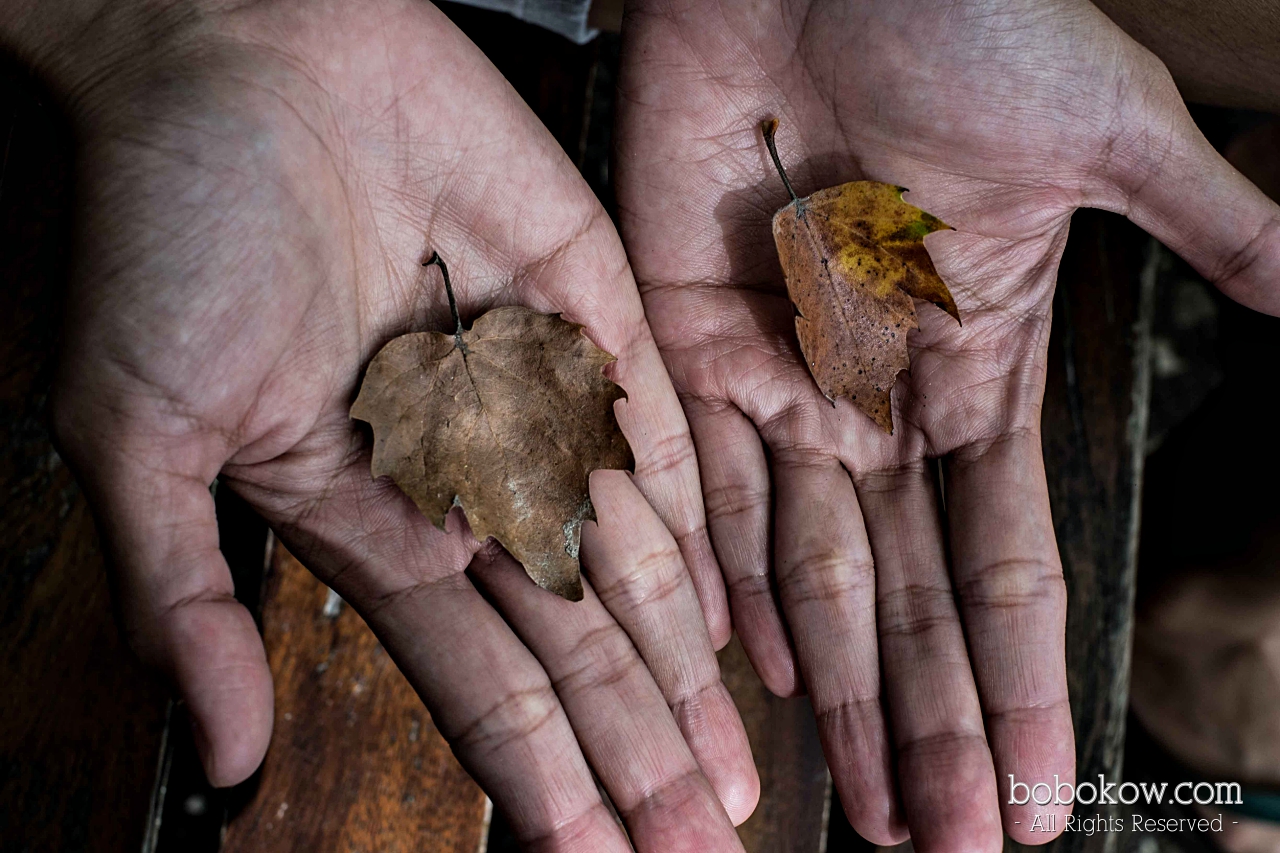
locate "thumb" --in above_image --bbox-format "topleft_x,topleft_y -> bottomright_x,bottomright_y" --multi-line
1104,88 -> 1280,314
54,416 -> 274,787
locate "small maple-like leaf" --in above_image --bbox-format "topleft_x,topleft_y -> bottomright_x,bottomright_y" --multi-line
350,254 -> 633,601
763,119 -> 960,433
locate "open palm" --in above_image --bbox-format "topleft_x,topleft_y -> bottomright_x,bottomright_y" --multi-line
616,0 -> 1280,848
36,2 -> 755,849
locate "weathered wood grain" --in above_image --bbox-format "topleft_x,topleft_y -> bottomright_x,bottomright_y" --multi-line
218,542 -> 488,853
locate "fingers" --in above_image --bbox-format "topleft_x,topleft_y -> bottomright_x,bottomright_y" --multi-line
59,448 -> 273,788
265,454 -> 744,850
359,570 -> 633,853
855,460 -> 1003,853
612,342 -> 732,649
237,455 -> 633,851
582,469 -> 759,825
471,546 -> 746,852
943,432 -> 1074,844
682,395 -> 798,695
1102,86 -> 1280,315
768,446 -> 901,844
255,435 -> 748,846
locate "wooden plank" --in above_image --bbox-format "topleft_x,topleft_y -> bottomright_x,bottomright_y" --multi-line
0,65 -> 170,852
219,542 -> 489,853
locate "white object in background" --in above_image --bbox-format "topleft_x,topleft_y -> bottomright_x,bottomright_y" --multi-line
449,0 -> 598,44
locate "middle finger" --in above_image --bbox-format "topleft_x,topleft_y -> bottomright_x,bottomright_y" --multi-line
470,548 -> 745,853
767,435 -> 902,844
854,455 -> 1002,853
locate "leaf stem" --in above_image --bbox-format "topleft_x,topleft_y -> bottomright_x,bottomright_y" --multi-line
761,118 -> 799,204
424,251 -> 465,346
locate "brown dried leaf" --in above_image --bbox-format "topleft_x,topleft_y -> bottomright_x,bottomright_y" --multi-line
764,119 -> 960,433
350,255 -> 633,600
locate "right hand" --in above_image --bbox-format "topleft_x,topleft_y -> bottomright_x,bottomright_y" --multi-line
6,1 -> 756,848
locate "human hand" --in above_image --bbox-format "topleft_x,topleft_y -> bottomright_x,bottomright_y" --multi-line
615,0 -> 1280,848
5,1 -> 755,847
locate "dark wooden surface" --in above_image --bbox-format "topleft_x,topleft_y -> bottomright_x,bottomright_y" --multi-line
219,543 -> 489,853
0,67 -> 171,853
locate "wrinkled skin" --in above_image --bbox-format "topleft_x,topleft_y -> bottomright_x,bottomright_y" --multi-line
16,1 -> 759,849
616,0 -> 1280,849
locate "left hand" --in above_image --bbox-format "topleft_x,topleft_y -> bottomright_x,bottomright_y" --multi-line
615,0 -> 1280,849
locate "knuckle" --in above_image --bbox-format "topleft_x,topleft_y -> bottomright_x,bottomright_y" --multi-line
955,557 -> 1066,615
552,624 -> 643,698
725,570 -> 774,601
984,695 -> 1072,726
759,403 -> 829,456
594,544 -> 686,609
519,802 -> 611,852
122,588 -> 239,674
621,767 -> 706,818
856,457 -> 929,496
776,548 -> 875,607
768,440 -> 830,470
451,681 -> 561,755
949,428 -> 1034,468
362,576 -> 447,621
703,479 -> 768,524
669,678 -> 719,724
635,429 -> 696,478
895,729 -> 989,765
877,583 -> 961,643
1214,214 -> 1280,289
813,694 -> 881,729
